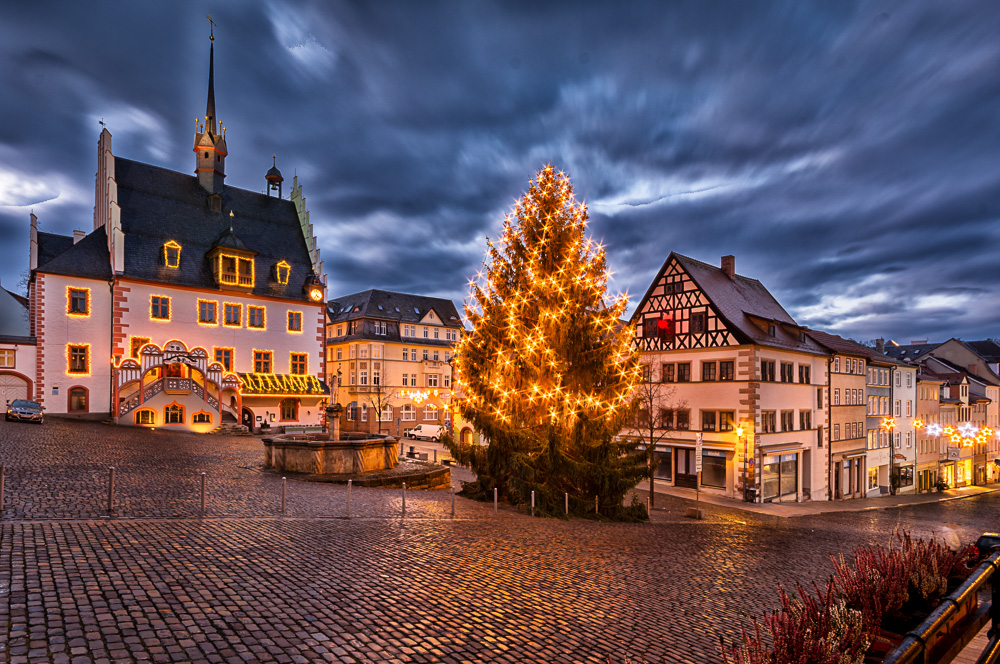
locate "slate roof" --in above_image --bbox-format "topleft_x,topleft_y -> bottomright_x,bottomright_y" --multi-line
884,342 -> 941,361
114,157 -> 315,299
31,159 -> 317,301
328,289 -> 462,326
0,285 -> 31,338
639,253 -> 827,354
807,329 -> 908,367
35,228 -> 112,280
327,289 -> 463,347
963,339 -> 1000,364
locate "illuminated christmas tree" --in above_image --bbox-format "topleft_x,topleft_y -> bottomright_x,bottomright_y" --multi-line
449,165 -> 646,519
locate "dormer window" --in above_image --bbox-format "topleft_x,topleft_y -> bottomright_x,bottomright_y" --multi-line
217,254 -> 254,288
275,260 -> 290,285
163,240 -> 181,268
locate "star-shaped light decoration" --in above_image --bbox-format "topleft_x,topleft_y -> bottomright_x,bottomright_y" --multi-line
912,419 -> 924,429
943,426 -> 956,437
881,417 -> 896,431
926,423 -> 943,437
962,438 -> 976,447
958,422 -> 979,438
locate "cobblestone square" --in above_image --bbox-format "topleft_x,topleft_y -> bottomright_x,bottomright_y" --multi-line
1,418 -> 995,663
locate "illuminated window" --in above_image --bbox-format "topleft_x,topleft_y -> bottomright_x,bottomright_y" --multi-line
164,404 -> 184,425
290,353 -> 308,375
280,398 -> 298,421
288,311 -> 302,332
68,344 -> 89,374
198,300 -> 218,324
423,404 -> 438,420
401,404 -> 416,421
214,347 -> 233,372
248,306 -> 265,329
275,260 -> 291,285
254,350 -> 273,373
67,288 -> 90,316
219,254 -> 255,287
224,303 -> 242,327
135,409 -> 155,425
130,337 -> 151,359
163,240 -> 181,268
151,296 -> 170,320
192,411 -> 212,424
0,349 -> 14,368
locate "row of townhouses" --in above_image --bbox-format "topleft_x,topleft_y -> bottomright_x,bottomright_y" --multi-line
0,35 -> 995,504
623,253 -> 1000,502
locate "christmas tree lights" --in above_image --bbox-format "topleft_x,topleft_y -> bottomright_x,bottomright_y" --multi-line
449,165 -> 645,519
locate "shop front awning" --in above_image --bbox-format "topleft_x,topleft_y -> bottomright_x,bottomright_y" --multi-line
842,450 -> 867,460
758,443 -> 804,455
238,373 -> 330,396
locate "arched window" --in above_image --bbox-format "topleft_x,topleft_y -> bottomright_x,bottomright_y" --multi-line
164,404 -> 184,425
280,398 -> 298,421
401,404 -> 416,421
135,409 -> 156,425
68,386 -> 89,412
192,411 -> 212,424
381,404 -> 392,421
423,405 -> 438,421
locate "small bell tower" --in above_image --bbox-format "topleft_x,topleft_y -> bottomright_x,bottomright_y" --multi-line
194,16 -> 228,204
266,155 -> 284,198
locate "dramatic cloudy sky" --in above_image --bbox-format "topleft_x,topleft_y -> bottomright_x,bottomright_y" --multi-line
1,1 -> 998,343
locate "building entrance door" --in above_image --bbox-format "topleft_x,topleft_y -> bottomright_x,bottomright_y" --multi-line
834,462 -> 842,499
675,449 -> 697,488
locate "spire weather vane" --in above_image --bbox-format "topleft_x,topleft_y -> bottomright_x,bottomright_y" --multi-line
207,14 -> 216,40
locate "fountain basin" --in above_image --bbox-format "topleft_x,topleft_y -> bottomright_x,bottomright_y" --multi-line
263,432 -> 400,475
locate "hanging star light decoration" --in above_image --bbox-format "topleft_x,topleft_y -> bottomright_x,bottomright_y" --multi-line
958,422 -> 979,438
926,423 -> 943,437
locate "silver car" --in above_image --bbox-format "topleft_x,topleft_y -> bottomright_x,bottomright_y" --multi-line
5,399 -> 43,424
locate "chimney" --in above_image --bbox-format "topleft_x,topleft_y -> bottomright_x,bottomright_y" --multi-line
73,230 -> 85,244
875,338 -> 885,353
721,255 -> 735,280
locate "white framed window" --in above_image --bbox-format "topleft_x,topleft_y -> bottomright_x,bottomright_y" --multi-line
423,327 -> 429,338
402,373 -> 409,386
360,347 -> 368,359
434,328 -> 439,339
381,405 -> 392,421
433,350 -> 439,361
349,372 -> 355,386
0,349 -> 14,368
360,371 -> 368,385
422,349 -> 428,361
444,408 -> 451,422
427,374 -> 439,388
423,404 -> 438,420
412,348 -> 418,362
905,400 -> 911,416
373,345 -> 381,359
361,404 -> 368,422
350,345 -> 356,359
401,404 -> 416,421
403,348 -> 409,361
444,374 -> 451,388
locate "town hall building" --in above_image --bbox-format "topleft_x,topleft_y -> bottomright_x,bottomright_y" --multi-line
26,33 -> 329,433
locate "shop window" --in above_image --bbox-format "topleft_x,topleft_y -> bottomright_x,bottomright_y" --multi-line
701,452 -> 726,488
762,453 -> 798,500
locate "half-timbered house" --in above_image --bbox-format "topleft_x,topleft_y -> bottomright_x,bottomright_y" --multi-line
627,253 -> 829,502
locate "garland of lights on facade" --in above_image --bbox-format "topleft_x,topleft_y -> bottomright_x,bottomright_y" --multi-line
453,165 -> 639,433
239,373 -> 324,395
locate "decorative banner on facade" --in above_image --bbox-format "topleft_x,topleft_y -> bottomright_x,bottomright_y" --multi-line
696,432 -> 703,473
947,446 -> 961,461
238,373 -> 329,396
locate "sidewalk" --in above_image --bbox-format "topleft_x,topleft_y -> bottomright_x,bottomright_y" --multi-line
646,483 -> 1000,518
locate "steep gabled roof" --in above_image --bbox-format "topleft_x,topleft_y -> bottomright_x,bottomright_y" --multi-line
632,252 -> 825,354
34,228 -> 112,280
807,329 -> 910,367
113,157 -> 314,300
964,339 -> 1000,363
327,289 -> 463,327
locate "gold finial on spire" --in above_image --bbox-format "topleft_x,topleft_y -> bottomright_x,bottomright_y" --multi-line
229,210 -> 234,231
207,14 -> 216,41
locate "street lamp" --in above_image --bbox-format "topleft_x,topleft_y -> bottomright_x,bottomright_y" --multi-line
882,417 -> 896,495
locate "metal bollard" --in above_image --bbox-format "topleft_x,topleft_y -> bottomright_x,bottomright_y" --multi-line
433,449 -> 437,463
595,495 -> 599,515
402,482 -> 406,517
494,487 -> 498,515
400,441 -> 404,456
451,486 -> 456,517
281,477 -> 287,514
107,467 -> 115,513
531,490 -> 535,517
0,465 -> 5,514
200,472 -> 206,514
347,479 -> 352,518
565,492 -> 569,516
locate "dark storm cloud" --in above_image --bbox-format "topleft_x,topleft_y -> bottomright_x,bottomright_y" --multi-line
1,0 -> 998,342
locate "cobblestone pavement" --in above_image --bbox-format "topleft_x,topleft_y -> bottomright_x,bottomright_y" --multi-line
1,417 -> 998,663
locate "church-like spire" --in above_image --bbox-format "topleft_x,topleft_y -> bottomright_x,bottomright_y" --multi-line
194,15 -> 228,200
205,34 -> 217,135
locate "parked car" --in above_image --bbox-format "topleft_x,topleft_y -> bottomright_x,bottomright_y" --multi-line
406,424 -> 442,441
6,399 -> 43,424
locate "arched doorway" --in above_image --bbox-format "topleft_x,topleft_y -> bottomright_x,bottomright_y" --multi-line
242,407 -> 254,430
460,427 -> 473,445
0,372 -> 31,405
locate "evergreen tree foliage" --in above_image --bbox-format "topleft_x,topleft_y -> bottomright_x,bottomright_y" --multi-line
448,166 -> 647,520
